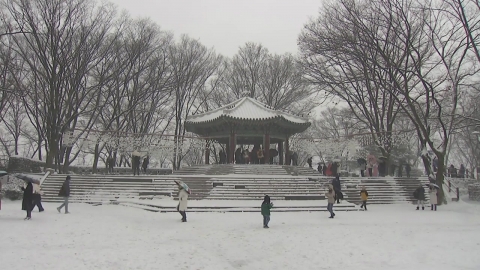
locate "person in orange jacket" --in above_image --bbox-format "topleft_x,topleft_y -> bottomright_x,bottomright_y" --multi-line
360,186 -> 369,210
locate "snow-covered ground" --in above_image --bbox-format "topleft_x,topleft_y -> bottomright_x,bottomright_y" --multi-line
1,201 -> 479,270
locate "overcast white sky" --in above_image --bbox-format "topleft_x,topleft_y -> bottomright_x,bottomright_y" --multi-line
112,0 -> 322,57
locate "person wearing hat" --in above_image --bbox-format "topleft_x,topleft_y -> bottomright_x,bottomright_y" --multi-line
325,184 -> 336,218
57,175 -> 71,214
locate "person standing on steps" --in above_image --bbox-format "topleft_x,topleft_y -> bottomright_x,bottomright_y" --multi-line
405,163 -> 411,178
360,186 -> 369,210
325,185 -> 336,218
21,182 -> 33,220
132,155 -> 141,176
31,182 -> 44,212
57,175 -> 71,214
176,181 -> 189,222
261,195 -> 273,228
142,156 -> 149,174
414,184 -> 426,210
307,157 -> 313,168
429,185 -> 438,211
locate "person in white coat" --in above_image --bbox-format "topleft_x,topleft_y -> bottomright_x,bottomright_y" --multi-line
429,185 -> 438,211
176,182 -> 189,222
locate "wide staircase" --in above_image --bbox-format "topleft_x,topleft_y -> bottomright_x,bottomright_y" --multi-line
38,165 -> 430,212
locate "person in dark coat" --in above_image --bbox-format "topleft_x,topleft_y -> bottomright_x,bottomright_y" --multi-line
332,176 -> 342,204
132,155 -> 141,176
413,185 -> 426,210
307,157 -> 313,168
459,164 -> 466,178
109,156 -> 115,173
261,195 -> 273,228
21,182 -> 33,220
142,156 -> 149,174
57,175 -> 71,214
405,163 -> 411,178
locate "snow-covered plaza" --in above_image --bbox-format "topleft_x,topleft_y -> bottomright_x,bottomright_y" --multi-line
1,201 -> 479,270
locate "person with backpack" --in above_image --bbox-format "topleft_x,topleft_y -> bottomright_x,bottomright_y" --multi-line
57,175 -> 71,214
413,184 -> 425,210
261,195 -> 273,228
360,186 -> 369,211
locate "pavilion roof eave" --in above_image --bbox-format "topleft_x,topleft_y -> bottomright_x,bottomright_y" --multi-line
185,115 -> 311,129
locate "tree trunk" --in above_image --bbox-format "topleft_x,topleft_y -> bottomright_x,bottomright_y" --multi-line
62,146 -> 72,174
92,143 -> 100,173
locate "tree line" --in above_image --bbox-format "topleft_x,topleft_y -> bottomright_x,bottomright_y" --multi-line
299,0 -> 480,202
0,0 -> 313,172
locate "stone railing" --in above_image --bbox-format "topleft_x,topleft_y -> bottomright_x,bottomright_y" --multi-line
6,156 -> 172,175
468,183 -> 480,201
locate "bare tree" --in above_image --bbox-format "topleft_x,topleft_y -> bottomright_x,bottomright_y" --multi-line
4,0 -> 118,170
360,0 -> 475,201
169,35 -> 223,170
299,0 -> 406,174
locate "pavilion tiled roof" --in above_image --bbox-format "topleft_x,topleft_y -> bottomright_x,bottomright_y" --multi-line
186,97 -> 310,125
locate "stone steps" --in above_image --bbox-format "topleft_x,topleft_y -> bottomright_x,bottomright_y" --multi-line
39,165 -> 431,205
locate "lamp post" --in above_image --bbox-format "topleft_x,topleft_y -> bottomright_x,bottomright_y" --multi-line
473,130 -> 480,180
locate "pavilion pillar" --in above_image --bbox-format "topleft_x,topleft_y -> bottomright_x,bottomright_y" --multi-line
205,140 -> 210,164
228,130 -> 236,164
264,133 -> 270,164
285,136 -> 290,165
278,141 -> 284,165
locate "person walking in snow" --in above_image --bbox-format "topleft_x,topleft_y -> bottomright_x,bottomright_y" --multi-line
176,181 -> 189,222
21,182 -> 33,220
429,185 -> 438,211
325,184 -> 336,218
261,195 -> 273,228
414,185 -> 425,210
31,183 -> 44,212
360,186 -> 369,211
57,175 -> 71,214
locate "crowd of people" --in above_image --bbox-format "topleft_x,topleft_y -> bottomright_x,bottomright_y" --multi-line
445,163 -> 470,179
21,175 -> 71,220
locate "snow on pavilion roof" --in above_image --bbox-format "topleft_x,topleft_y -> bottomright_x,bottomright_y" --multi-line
186,97 -> 310,125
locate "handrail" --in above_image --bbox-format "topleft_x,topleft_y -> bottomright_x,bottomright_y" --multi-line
443,174 -> 460,202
